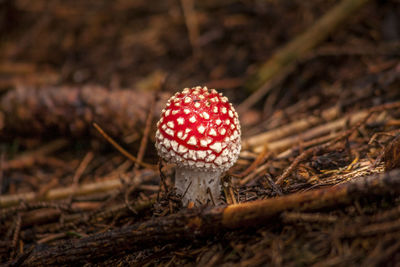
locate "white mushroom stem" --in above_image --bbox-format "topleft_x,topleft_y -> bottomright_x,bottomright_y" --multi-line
175,167 -> 223,206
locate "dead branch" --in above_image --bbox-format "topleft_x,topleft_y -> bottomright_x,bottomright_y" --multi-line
0,85 -> 170,138
16,169 -> 400,266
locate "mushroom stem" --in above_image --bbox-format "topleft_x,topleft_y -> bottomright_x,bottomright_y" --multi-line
175,167 -> 223,206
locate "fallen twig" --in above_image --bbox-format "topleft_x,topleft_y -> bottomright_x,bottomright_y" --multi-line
0,170 -> 157,208
252,110 -> 368,154
93,122 -> 156,170
275,101 -> 400,185
16,169 -> 400,266
242,106 -> 339,150
67,151 -> 94,204
2,139 -> 68,170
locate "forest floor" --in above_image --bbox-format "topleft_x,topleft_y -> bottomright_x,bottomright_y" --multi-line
1,0 -> 400,266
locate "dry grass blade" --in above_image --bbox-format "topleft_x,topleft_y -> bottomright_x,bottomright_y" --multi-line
246,0 -> 371,92
93,122 -> 156,170
133,94 -> 157,172
180,0 -> 199,55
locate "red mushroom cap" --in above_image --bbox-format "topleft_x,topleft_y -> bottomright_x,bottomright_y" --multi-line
155,86 -> 241,171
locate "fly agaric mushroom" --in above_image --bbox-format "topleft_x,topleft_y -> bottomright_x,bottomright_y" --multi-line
155,86 -> 241,206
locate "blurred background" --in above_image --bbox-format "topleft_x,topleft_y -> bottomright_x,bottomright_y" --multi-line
1,0 -> 400,265
1,0 -> 400,159
1,0 -> 399,103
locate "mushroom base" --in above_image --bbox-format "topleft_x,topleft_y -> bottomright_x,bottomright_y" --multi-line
175,167 -> 223,206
